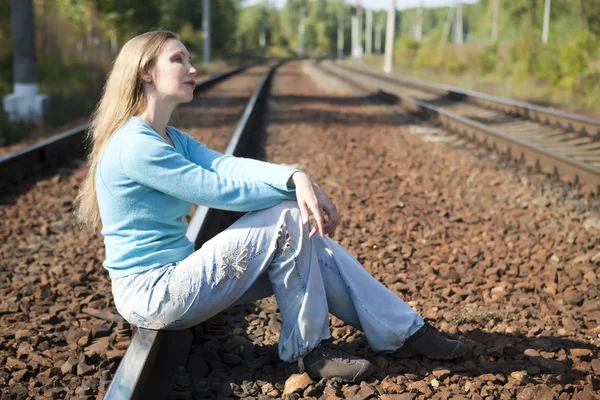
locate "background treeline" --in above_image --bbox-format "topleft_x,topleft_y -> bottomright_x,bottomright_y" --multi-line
0,0 -> 598,145
389,0 -> 600,109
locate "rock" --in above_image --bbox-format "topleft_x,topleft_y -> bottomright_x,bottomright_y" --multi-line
77,362 -> 94,376
563,290 -> 583,305
516,384 -> 556,400
381,380 -> 405,394
186,352 -> 209,378
261,382 -> 274,395
381,395 -> 417,400
510,371 -> 528,384
283,372 -> 313,394
91,323 -> 112,339
432,367 -> 451,380
84,336 -> 110,357
373,355 -> 389,369
356,381 -> 378,398
5,357 -> 27,370
222,353 -> 242,366
590,358 -> 600,373
533,357 -> 567,374
524,349 -> 540,357
11,369 -> 29,382
582,218 -> 600,231
570,349 -> 592,359
303,384 -> 319,397
14,329 -> 31,341
61,358 -> 78,375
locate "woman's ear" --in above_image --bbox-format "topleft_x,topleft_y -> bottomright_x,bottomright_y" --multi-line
140,69 -> 153,84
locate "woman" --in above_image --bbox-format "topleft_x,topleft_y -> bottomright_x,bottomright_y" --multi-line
76,30 -> 465,383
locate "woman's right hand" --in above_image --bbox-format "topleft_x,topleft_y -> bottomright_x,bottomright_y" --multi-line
292,172 -> 340,238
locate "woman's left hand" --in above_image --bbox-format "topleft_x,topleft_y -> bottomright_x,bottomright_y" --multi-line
312,183 -> 340,238
292,172 -> 340,238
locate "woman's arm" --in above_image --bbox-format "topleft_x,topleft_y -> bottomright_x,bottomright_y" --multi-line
119,133 -> 295,211
183,132 -> 299,192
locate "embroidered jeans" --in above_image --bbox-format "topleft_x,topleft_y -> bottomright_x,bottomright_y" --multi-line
111,201 -> 424,362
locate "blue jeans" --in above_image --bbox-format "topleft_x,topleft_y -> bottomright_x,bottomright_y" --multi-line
111,201 -> 424,362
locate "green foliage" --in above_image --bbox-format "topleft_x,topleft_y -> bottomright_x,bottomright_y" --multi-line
476,43 -> 498,75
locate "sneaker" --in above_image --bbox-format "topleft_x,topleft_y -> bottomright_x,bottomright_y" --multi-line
393,322 -> 466,360
289,340 -> 373,382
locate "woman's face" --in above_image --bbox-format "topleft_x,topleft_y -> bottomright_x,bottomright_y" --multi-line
145,39 -> 197,104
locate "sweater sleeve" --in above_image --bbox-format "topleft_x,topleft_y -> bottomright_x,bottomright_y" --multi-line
181,130 -> 300,192
118,131 -> 293,211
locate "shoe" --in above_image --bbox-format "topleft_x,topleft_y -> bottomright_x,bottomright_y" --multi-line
288,339 -> 373,382
393,322 -> 466,360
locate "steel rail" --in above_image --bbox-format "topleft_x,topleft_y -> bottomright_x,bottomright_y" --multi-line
0,63 -> 258,187
335,62 -> 600,140
104,61 -> 283,400
317,60 -> 600,193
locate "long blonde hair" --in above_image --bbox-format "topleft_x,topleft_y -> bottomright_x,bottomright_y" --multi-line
76,30 -> 178,230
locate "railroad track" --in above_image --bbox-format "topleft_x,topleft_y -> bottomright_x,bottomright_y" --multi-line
0,61 -> 278,400
316,59 -> 600,194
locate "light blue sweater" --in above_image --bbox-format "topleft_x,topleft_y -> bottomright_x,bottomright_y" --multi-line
96,116 -> 298,278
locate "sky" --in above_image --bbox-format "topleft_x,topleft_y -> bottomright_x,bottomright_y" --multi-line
242,0 -> 479,11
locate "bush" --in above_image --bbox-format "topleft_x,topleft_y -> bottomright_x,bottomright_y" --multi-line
558,30 -> 599,89
394,37 -> 421,66
476,43 -> 498,75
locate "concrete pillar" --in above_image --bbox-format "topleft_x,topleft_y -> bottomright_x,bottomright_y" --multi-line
260,0 -> 267,56
415,4 -> 423,41
453,2 -> 463,45
3,0 -> 48,122
384,0 -> 396,73
542,0 -> 551,44
492,0 -> 499,42
203,0 -> 211,64
375,22 -> 382,54
299,6 -> 306,57
366,9 -> 372,54
337,13 -> 344,58
351,1 -> 363,61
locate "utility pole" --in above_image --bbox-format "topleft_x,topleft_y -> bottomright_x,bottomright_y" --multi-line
337,7 -> 344,58
542,0 -> 551,44
453,1 -> 463,45
375,20 -> 382,54
492,0 -> 499,42
366,8 -> 373,54
203,0 -> 211,64
260,0 -> 267,57
440,6 -> 454,46
3,0 -> 48,122
351,0 -> 363,61
299,5 -> 306,57
415,2 -> 423,41
384,0 -> 396,73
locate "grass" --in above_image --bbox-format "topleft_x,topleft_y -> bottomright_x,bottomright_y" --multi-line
358,53 -> 599,118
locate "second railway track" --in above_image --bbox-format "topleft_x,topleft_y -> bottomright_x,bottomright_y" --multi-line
318,59 -> 600,194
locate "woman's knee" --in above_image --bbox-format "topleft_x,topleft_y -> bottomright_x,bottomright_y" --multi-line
267,200 -> 302,224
